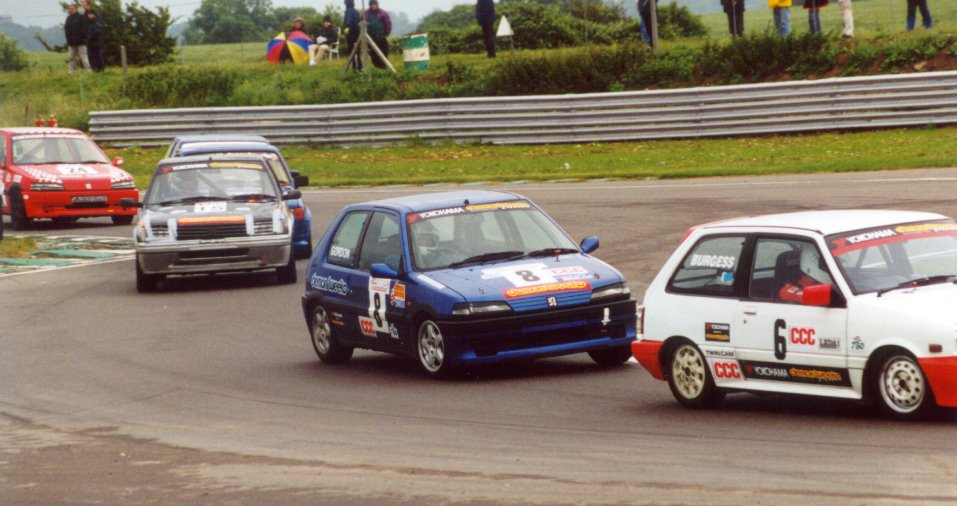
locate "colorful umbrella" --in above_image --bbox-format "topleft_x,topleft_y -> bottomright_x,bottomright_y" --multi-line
266,32 -> 311,65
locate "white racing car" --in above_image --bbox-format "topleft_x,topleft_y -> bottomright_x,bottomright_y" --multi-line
633,210 -> 957,420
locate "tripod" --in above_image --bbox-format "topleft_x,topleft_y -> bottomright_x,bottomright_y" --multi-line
343,0 -> 397,73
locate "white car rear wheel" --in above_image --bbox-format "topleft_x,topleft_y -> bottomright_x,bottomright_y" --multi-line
876,354 -> 936,420
667,343 -> 723,409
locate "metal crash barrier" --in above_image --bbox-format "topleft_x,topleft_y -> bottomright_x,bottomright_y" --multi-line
90,71 -> 957,147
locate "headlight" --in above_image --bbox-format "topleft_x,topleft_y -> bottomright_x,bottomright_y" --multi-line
30,182 -> 64,191
590,282 -> 631,301
452,301 -> 512,316
112,180 -> 136,190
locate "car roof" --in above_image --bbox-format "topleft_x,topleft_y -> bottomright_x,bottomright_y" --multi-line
156,153 -> 271,167
360,190 -> 524,213
701,210 -> 950,236
2,127 -> 85,136
172,134 -> 270,144
178,142 -> 280,155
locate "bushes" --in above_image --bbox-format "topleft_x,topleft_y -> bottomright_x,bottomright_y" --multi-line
698,32 -> 835,82
0,32 -> 29,72
119,65 -> 240,107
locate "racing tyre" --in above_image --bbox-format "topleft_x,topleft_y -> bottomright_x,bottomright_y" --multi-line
9,189 -> 31,231
417,319 -> 455,379
112,215 -> 134,225
874,353 -> 938,420
310,305 -> 353,364
276,254 -> 297,284
135,256 -> 161,293
667,342 -> 724,409
588,345 -> 633,367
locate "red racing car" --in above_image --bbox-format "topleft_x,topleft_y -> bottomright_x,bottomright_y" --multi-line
0,127 -> 138,229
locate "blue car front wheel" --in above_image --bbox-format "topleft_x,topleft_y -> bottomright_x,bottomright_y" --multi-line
417,320 -> 454,379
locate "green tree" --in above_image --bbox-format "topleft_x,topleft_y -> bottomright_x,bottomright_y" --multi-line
95,0 -> 177,66
417,4 -> 475,32
0,32 -> 30,71
183,0 -> 274,44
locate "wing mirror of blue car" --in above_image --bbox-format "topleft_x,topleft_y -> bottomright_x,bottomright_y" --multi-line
282,189 -> 302,201
580,236 -> 599,254
120,198 -> 142,208
370,263 -> 400,279
293,173 -> 310,187
801,283 -> 832,307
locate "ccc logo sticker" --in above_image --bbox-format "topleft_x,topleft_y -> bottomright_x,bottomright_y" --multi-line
790,327 -> 816,346
713,361 -> 741,379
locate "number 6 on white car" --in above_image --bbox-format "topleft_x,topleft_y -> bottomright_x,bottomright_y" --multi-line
633,210 -> 957,420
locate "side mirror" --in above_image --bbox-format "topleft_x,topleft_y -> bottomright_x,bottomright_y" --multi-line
111,157 -> 125,167
580,236 -> 599,254
370,262 -> 399,279
294,174 -> 309,188
282,189 -> 302,201
120,197 -> 142,208
801,283 -> 832,307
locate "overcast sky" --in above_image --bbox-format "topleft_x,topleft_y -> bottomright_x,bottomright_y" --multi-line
0,0 -> 473,28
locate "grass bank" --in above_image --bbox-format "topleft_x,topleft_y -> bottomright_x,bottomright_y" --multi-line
0,236 -> 38,258
109,126 -> 957,188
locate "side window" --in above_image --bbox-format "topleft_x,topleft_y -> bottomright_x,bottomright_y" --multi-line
327,211 -> 369,268
668,235 -> 745,296
358,212 -> 402,271
750,237 -> 833,302
0,137 -> 6,167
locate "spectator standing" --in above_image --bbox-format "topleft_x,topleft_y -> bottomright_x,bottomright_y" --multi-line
768,0 -> 791,36
64,3 -> 91,74
637,0 -> 653,47
476,0 -> 496,58
906,0 -> 932,31
86,9 -> 105,72
310,16 -> 339,64
804,0 -> 827,34
837,0 -> 853,37
364,0 -> 391,69
721,0 -> 745,37
343,0 -> 361,71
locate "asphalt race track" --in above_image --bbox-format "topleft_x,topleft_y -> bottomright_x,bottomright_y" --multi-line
3,168 -> 957,504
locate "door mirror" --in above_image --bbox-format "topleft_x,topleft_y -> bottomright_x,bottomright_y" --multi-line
801,283 -> 832,307
370,262 -> 399,279
282,189 -> 302,201
580,236 -> 599,254
294,174 -> 309,188
111,157 -> 125,167
120,197 -> 142,209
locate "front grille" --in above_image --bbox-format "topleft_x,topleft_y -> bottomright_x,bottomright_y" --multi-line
176,224 -> 248,240
253,220 -> 273,235
151,223 -> 169,237
507,291 -> 592,313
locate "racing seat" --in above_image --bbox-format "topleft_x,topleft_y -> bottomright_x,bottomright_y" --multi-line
773,249 -> 803,300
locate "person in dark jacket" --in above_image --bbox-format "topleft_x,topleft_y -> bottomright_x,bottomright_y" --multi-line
720,0 -> 745,37
804,0 -> 828,34
476,0 -> 496,58
364,0 -> 391,69
309,16 -> 339,64
64,3 -> 91,74
637,0 -> 654,47
343,0 -> 361,71
906,0 -> 932,31
86,9 -> 105,72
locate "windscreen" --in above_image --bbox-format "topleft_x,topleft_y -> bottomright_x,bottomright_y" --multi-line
827,220 -> 957,294
12,135 -> 109,165
145,161 -> 279,205
406,201 -> 578,271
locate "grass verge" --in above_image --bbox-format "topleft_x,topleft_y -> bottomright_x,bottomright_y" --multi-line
0,236 -> 38,258
109,126 -> 957,188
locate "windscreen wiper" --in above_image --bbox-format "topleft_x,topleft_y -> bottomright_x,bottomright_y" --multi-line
158,195 -> 225,206
876,275 -> 957,297
448,251 -> 524,269
523,247 -> 579,258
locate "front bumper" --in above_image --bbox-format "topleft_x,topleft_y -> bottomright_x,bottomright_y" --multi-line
919,356 -> 957,407
136,235 -> 291,275
23,189 -> 138,219
437,298 -> 637,364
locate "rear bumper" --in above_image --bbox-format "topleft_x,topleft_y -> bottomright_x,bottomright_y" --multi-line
437,298 -> 637,364
137,236 -> 291,275
632,339 -> 665,380
919,356 -> 957,407
23,189 -> 138,218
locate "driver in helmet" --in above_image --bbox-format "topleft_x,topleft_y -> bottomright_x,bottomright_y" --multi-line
779,246 -> 831,302
166,170 -> 203,200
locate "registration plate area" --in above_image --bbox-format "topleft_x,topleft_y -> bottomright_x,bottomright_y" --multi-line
71,195 -> 108,203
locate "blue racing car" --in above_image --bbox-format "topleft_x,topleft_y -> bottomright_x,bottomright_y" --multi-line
301,190 -> 637,378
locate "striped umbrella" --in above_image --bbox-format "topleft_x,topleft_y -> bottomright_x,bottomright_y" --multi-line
265,32 -> 311,65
